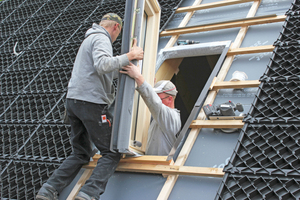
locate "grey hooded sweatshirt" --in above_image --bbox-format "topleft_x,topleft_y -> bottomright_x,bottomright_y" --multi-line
67,23 -> 129,105
136,81 -> 181,155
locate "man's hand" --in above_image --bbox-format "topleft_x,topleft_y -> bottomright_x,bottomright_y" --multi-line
126,38 -> 144,61
120,62 -> 145,86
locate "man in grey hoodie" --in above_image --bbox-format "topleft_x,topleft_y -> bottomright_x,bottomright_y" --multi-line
36,13 -> 143,200
121,63 -> 181,156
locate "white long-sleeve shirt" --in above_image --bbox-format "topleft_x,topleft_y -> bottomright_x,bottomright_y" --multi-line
136,81 -> 181,155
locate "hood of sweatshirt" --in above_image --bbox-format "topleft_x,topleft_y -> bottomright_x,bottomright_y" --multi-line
85,23 -> 112,43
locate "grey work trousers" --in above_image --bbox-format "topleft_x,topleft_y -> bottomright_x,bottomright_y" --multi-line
47,98 -> 121,199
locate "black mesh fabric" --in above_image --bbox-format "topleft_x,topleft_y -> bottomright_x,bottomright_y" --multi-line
0,0 -> 183,199
216,0 -> 300,199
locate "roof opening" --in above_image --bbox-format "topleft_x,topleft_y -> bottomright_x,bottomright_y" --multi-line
171,55 -> 220,128
154,41 -> 231,159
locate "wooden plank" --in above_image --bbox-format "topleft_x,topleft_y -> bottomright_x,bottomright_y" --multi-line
209,77 -> 217,90
160,15 -> 286,36
157,175 -> 179,200
84,162 -> 224,177
176,0 -> 255,13
91,154 -> 170,165
211,80 -> 260,90
66,169 -> 93,200
247,0 -> 262,18
135,0 -> 162,152
227,45 -> 274,56
155,58 -> 183,81
190,120 -> 244,128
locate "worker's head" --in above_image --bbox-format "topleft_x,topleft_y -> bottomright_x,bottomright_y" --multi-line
154,80 -> 177,108
100,13 -> 122,42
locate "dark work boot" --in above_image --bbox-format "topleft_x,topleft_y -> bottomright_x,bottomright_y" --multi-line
75,191 -> 96,200
36,183 -> 58,200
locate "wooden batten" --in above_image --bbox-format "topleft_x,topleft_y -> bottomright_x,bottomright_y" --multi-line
155,58 -> 183,81
82,155 -> 223,178
90,154 -> 171,166
227,45 -> 274,56
83,162 -> 224,177
176,0 -> 255,13
66,169 -> 93,200
160,15 -> 286,36
190,120 -> 244,128
211,80 -> 261,90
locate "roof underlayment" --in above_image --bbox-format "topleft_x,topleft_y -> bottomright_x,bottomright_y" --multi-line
1,0 -> 299,199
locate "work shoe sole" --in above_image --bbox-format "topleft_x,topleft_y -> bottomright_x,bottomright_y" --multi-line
36,183 -> 58,200
75,191 -> 96,200
36,194 -> 52,200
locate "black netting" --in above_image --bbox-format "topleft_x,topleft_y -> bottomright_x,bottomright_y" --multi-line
0,0 -> 24,12
85,0 -> 125,24
17,12 -> 61,35
8,47 -> 60,71
23,66 -> 72,94
48,44 -> 80,67
0,52 -> 17,72
68,0 -> 101,10
0,32 -> 42,54
0,0 -> 233,199
216,174 -> 300,200
0,69 -> 41,95
4,3 -> 44,23
0,95 -> 16,115
0,7 -> 15,23
32,26 -> 78,49
17,125 -> 72,162
49,7 -> 95,29
244,81 -> 300,124
224,124 -> 300,176
67,23 -> 91,44
275,15 -> 300,45
0,161 -> 60,200
1,124 -> 38,159
217,3 -> 300,199
0,93 -> 64,124
0,19 -> 25,38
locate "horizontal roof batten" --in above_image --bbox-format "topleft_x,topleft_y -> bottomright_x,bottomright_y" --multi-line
160,14 -> 285,36
227,45 -> 274,55
84,162 -> 224,177
190,120 -> 244,128
211,80 -> 261,90
92,154 -> 170,165
176,0 -> 256,13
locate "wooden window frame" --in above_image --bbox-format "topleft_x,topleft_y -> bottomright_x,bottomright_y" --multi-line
130,0 -> 161,153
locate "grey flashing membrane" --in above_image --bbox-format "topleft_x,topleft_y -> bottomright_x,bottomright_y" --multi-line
110,0 -> 145,155
155,40 -> 231,72
154,40 -> 232,161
